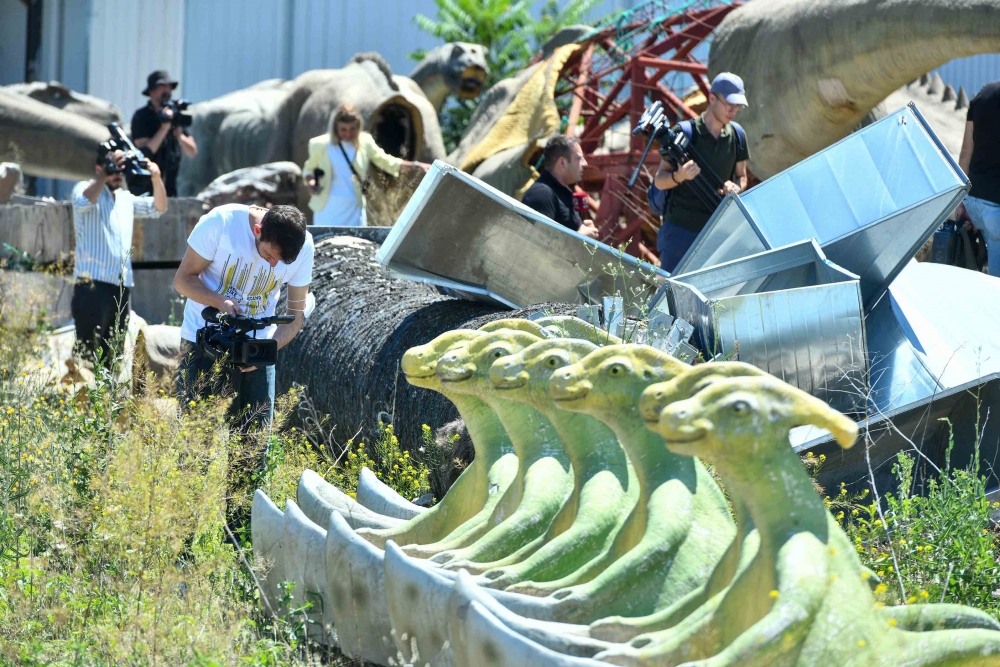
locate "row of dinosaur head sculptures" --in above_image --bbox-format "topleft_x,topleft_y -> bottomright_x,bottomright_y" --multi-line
253,315 -> 1000,666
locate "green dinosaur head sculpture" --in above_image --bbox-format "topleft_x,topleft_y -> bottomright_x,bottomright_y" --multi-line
549,344 -> 689,419
656,376 -> 858,461
533,315 -> 622,346
489,338 -> 599,406
639,361 -> 768,426
401,329 -> 483,390
478,318 -> 552,338
435,330 -> 541,394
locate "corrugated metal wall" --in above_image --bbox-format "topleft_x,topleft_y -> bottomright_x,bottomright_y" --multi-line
181,0 -> 637,104
88,0 -> 186,124
934,54 -> 1000,98
0,0 -> 27,86
182,0 -> 295,103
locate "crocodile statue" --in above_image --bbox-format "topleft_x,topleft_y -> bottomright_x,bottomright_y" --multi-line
708,0 -> 1000,179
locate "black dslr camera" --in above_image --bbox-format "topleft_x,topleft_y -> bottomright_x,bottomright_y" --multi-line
99,123 -> 151,179
159,99 -> 193,127
196,306 -> 294,368
629,100 -> 724,210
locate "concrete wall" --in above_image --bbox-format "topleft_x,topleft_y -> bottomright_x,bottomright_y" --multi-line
0,197 -> 205,324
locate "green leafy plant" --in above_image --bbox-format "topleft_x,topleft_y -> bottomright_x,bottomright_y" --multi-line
411,0 -> 602,151
821,419 -> 1000,615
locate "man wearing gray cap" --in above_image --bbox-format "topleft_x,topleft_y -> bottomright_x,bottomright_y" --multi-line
653,72 -> 750,272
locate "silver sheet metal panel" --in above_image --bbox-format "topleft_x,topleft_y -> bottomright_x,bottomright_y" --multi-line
666,241 -> 866,414
377,161 -> 668,309
866,261 -> 1000,414
674,104 -> 969,311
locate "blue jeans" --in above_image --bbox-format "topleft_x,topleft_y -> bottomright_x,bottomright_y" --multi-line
657,219 -> 700,274
964,195 -> 1000,275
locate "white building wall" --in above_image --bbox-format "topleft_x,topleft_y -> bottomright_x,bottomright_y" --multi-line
87,0 -> 186,125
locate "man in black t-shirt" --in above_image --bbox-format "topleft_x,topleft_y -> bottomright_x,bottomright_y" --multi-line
653,73 -> 751,272
130,70 -> 198,196
522,134 -> 599,239
959,81 -> 1000,276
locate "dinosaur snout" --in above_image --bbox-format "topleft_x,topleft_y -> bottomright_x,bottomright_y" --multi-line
489,358 -> 528,389
656,400 -> 708,446
639,383 -> 673,423
401,347 -> 435,378
550,368 -> 592,402
436,352 -> 474,382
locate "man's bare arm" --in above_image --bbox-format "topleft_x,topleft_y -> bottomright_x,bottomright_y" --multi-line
173,246 -> 237,314
273,284 -> 309,350
959,121 -> 974,176
654,156 -> 700,190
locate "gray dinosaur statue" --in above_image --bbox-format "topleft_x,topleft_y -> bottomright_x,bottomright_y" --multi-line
402,42 -> 490,112
709,0 -> 1000,179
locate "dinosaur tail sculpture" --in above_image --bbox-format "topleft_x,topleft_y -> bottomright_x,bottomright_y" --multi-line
0,89 -> 111,181
710,0 -> 1000,178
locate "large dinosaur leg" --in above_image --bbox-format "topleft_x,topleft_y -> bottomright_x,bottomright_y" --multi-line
323,511 -> 399,664
483,469 -> 632,591
356,466 -> 425,519
296,469 -> 403,531
401,451 -> 519,557
430,455 -> 574,566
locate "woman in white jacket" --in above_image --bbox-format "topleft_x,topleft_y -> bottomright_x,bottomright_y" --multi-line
304,103 -> 427,227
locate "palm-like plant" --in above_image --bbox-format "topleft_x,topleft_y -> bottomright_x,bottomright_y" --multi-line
412,0 -> 535,84
411,0 -> 604,152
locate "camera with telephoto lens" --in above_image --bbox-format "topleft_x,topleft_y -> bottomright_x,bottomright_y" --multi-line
99,123 -> 151,179
159,99 -> 193,127
629,100 -> 724,210
196,306 -> 294,368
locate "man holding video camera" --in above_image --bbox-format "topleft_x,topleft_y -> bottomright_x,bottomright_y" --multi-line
71,145 -> 167,365
173,204 -> 314,432
131,70 -> 198,197
653,72 -> 750,272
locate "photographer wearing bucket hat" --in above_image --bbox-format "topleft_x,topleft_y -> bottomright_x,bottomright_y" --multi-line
130,70 -> 198,197
653,72 -> 751,272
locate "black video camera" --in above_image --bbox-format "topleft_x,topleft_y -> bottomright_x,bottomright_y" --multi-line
99,123 -> 151,179
159,99 -> 193,127
196,306 -> 294,368
629,100 -> 724,210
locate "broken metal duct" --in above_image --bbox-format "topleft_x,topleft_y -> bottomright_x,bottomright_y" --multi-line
792,262 -> 1000,494
376,161 -> 668,309
673,103 -> 969,311
662,240 -> 867,415
865,261 -> 1000,414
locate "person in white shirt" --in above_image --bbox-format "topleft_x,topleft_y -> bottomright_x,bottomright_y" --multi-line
172,203 -> 314,433
71,147 -> 167,365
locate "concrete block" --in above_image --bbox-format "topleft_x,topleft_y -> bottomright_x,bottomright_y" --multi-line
0,270 -> 73,328
131,268 -> 184,325
0,201 -> 73,263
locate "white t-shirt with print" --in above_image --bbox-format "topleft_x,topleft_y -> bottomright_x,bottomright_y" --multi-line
180,204 -> 315,342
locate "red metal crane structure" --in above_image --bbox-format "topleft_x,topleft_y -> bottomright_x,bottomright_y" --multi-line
551,0 -> 741,262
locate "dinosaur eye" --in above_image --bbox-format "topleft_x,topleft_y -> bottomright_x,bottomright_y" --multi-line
548,357 -> 557,366
732,400 -> 750,414
492,348 -> 509,359
608,363 -> 625,376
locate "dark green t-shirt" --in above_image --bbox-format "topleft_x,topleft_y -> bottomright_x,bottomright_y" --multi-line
665,114 -> 751,233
